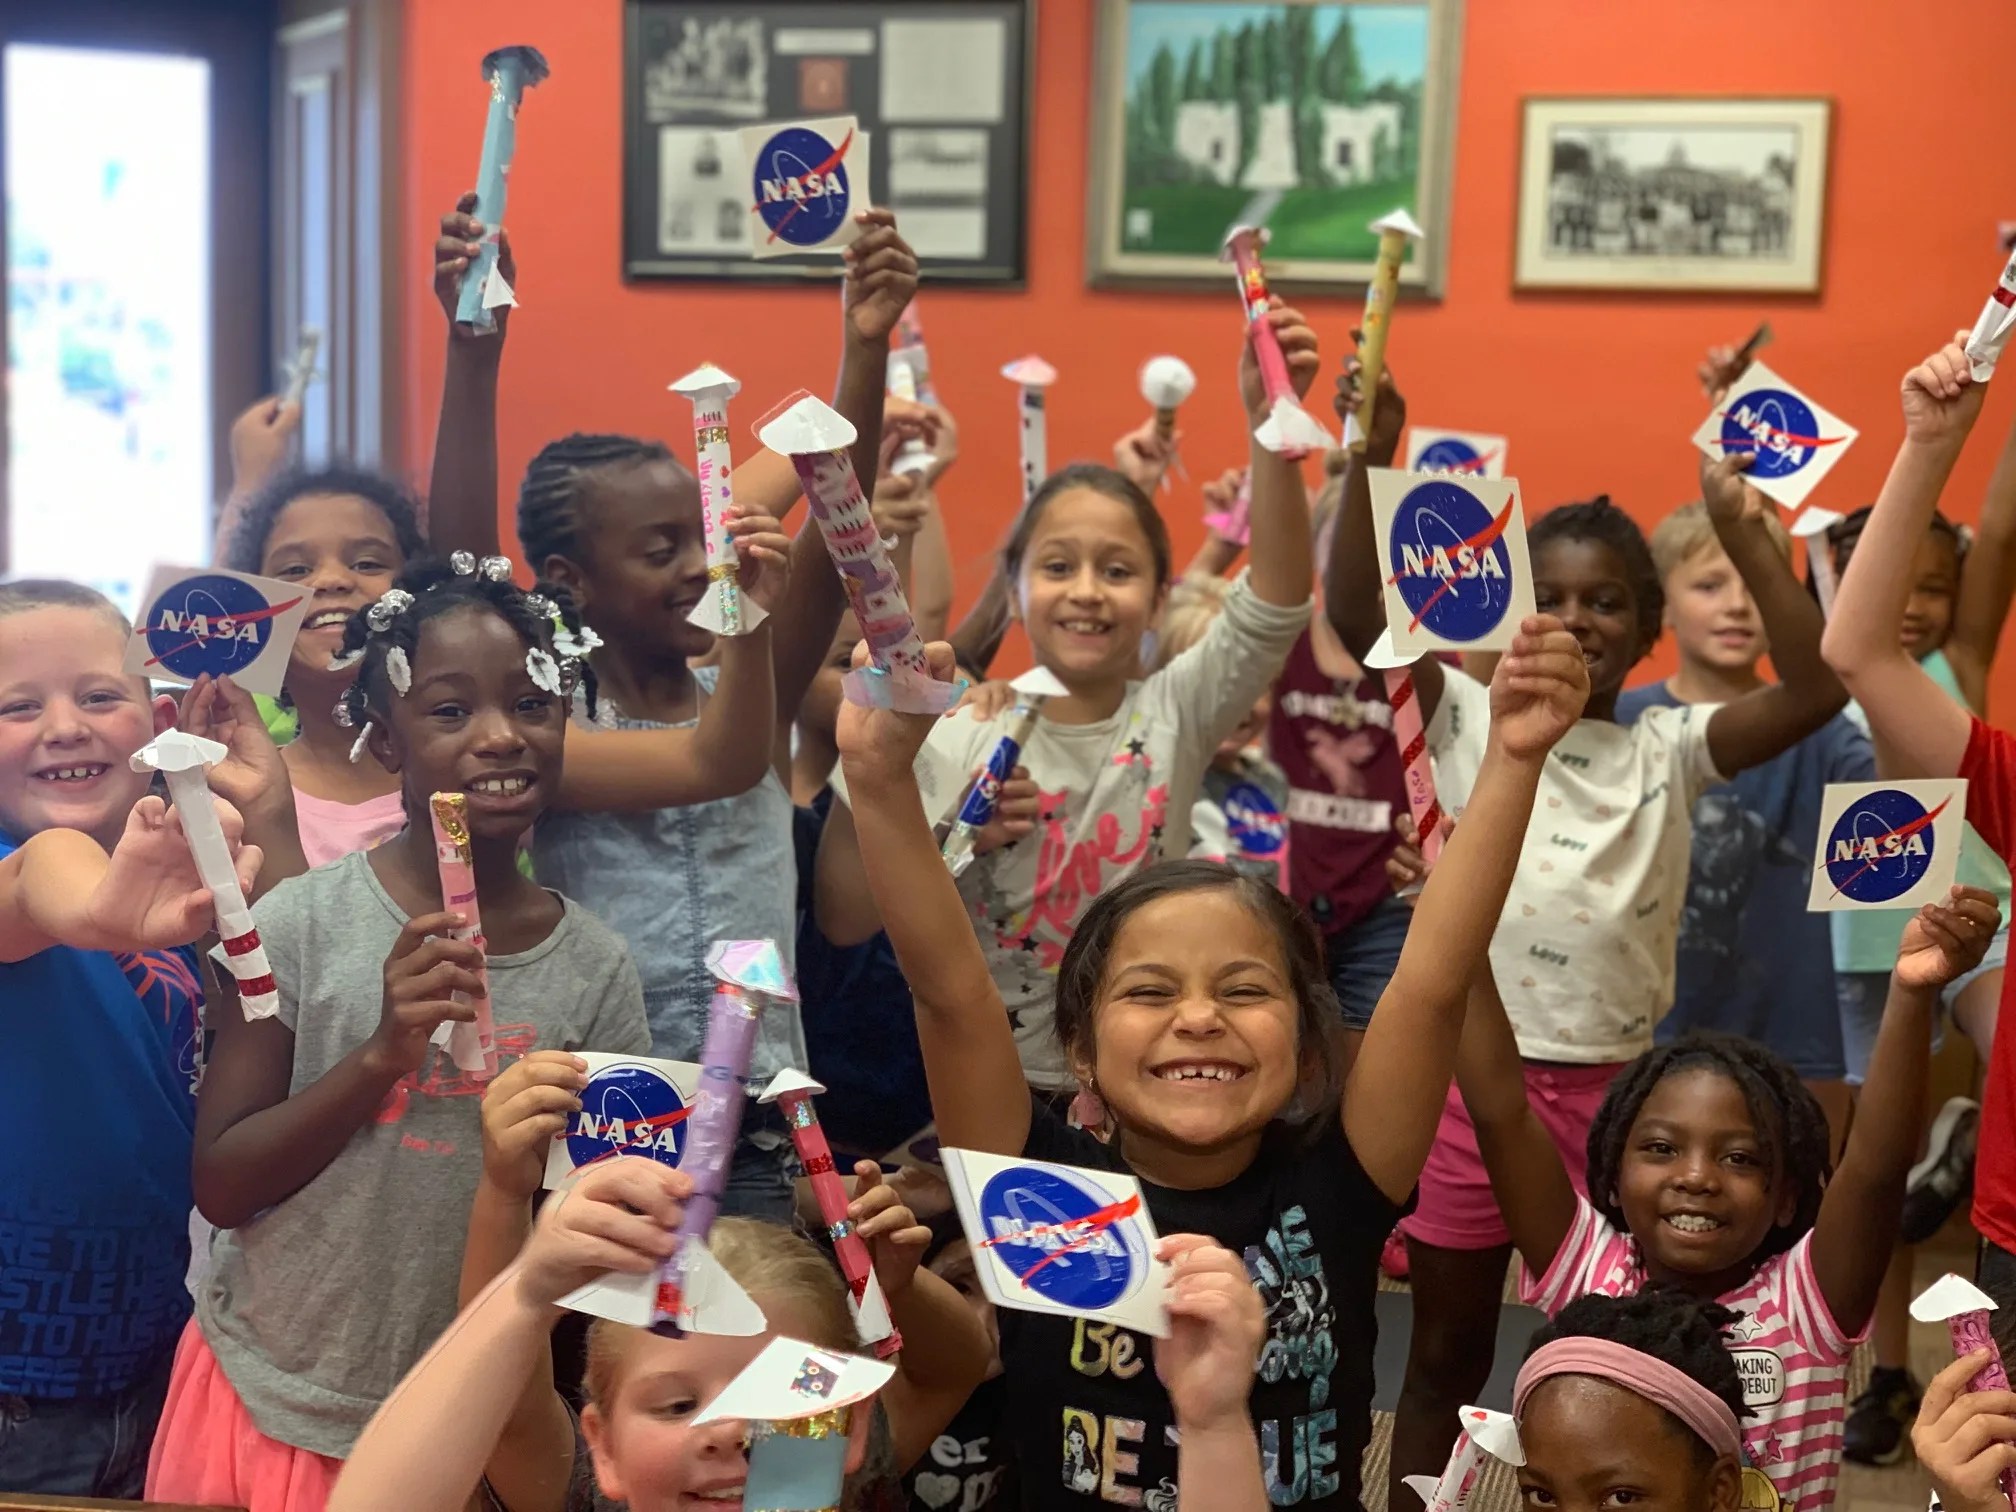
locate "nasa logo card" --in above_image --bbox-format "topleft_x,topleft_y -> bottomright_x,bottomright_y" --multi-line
1808,779 -> 1967,913
739,115 -> 868,259
1369,470 -> 1535,655
1692,361 -> 1859,510
942,1148 -> 1172,1337
544,1052 -> 706,1190
124,565 -> 312,697
1404,427 -> 1509,479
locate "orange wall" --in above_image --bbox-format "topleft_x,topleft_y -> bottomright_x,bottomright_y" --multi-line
400,0 -> 2016,705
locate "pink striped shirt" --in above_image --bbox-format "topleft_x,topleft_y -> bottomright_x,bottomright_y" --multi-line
1521,1197 -> 1865,1511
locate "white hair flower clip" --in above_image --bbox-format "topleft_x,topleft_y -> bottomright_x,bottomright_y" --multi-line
327,647 -> 365,671
366,589 -> 414,632
526,647 -> 562,695
553,621 -> 602,659
348,720 -> 374,764
385,644 -> 413,696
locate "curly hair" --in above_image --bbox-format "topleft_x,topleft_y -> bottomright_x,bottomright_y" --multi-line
515,432 -> 682,600
1001,462 -> 1173,589
1529,495 -> 1664,655
1823,503 -> 1967,575
1525,1288 -> 1751,1458
333,556 -> 597,730
1051,859 -> 1346,1145
224,467 -> 426,577
1585,1031 -> 1830,1267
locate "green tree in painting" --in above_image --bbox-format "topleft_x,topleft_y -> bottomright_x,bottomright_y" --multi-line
1181,39 -> 1206,102
1210,28 -> 1235,102
1284,5 -> 1324,187
1232,21 -> 1260,183
1259,13 -> 1287,102
1144,41 -> 1179,153
1317,9 -> 1365,105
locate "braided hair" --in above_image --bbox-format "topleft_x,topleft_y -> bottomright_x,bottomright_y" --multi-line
1585,1031 -> 1830,1266
1823,503 -> 1968,575
332,555 -> 599,733
225,466 -> 426,576
1526,1288 -> 1751,1450
1529,496 -> 1664,654
515,433 -> 682,599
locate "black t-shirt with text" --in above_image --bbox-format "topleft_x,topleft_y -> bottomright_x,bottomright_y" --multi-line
907,1373 -> 1018,1512
1001,1101 -> 1405,1511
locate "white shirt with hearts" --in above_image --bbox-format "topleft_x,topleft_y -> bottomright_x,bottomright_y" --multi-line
1426,667 -> 1724,1062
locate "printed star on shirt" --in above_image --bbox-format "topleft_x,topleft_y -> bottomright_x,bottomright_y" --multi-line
1018,934 -> 1042,954
1755,1431 -> 1785,1465
1149,821 -> 1165,846
1724,1314 -> 1764,1343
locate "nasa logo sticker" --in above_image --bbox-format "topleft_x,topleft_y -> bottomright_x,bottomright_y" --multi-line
1369,469 -> 1536,654
1691,360 -> 1859,510
1222,780 -> 1287,859
543,1053 -> 705,1189
1404,427 -> 1508,479
1808,778 -> 1967,914
974,1163 -> 1146,1311
739,114 -> 866,258
122,564 -> 313,698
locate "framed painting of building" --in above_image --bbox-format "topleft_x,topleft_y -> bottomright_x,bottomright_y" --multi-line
1512,97 -> 1832,293
1085,0 -> 1462,292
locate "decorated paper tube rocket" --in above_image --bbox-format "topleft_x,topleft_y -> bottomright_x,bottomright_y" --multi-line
760,1069 -> 902,1358
1220,227 -> 1334,459
1366,629 -> 1446,877
694,1338 -> 897,1512
1966,244 -> 2016,381
654,940 -> 800,1334
428,792 -> 498,1080
1402,1406 -> 1524,1511
1352,209 -> 1426,452
757,393 -> 963,715
130,731 -> 278,1020
455,45 -> 549,331
671,363 -> 764,638
282,326 -> 322,412
1139,355 -> 1197,447
896,300 -> 938,402
1789,507 -> 1843,618
941,666 -> 1070,878
1001,356 -> 1057,507
1204,468 -> 1253,549
1912,1273 -> 2016,1503
885,331 -> 937,480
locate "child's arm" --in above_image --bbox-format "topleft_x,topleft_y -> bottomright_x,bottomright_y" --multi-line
0,796 -> 261,963
1183,467 -> 1251,581
427,193 -> 508,559
1157,1235 -> 1269,1512
837,641 -> 1031,1156
850,1163 -> 991,1470
1813,885 -> 2000,1331
331,1157 -> 686,1512
555,511 -> 787,811
1823,336 -> 1990,778
212,395 -> 302,561
192,910 -> 481,1228
178,673 -> 308,897
1914,1350 -> 2016,1512
1944,407 -> 2016,715
1695,451 -> 1848,775
1343,617 -> 1589,1205
1236,301 -> 1317,609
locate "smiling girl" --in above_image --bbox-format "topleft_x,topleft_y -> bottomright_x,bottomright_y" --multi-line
145,558 -> 652,1512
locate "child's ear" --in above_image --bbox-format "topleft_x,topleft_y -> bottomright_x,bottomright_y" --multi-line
542,554 -> 590,615
149,693 -> 179,737
580,1403 -> 628,1503
842,1398 -> 874,1476
1706,1455 -> 1744,1512
365,714 -> 400,775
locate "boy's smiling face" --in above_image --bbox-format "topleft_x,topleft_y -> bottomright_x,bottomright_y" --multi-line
0,606 -> 173,848
1664,542 -> 1766,674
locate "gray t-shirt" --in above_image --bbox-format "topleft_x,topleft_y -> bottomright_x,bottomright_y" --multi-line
197,849 -> 649,1458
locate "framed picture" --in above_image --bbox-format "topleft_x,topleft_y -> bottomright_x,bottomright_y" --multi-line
1085,0 -> 1463,293
1513,97 -> 1832,293
622,0 -> 1032,284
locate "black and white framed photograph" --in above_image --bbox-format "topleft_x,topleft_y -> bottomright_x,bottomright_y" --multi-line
1513,97 -> 1831,293
623,0 -> 1032,284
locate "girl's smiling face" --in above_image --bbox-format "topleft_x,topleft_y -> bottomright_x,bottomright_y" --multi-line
549,460 -> 714,671
1012,489 -> 1164,690
259,493 -> 405,681
1516,1376 -> 1742,1512
1532,537 -> 1647,700
365,606 -> 565,837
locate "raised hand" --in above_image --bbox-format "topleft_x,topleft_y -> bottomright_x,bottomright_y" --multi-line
1113,418 -> 1179,495
1154,1235 -> 1266,1430
1911,1350 -> 2016,1512
871,473 -> 932,542
1239,298 -> 1320,423
84,795 -> 263,950
1384,812 -> 1427,906
1487,615 -> 1590,761
849,1160 -> 932,1299
1902,331 -> 1988,447
480,1050 -> 588,1201
723,505 -> 792,613
1896,885 -> 2002,992
435,190 -> 514,341
516,1156 -> 687,1312
228,394 -> 301,499
843,209 -> 919,348
1698,448 -> 1768,530
1697,342 -> 1746,405
964,764 -> 1038,856
365,910 -> 482,1077
178,674 -> 288,818
835,638 -> 962,788
955,679 -> 1018,723
1331,338 -> 1407,465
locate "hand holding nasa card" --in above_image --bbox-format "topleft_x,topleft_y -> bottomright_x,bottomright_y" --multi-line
124,565 -> 313,698
1691,361 -> 1858,511
1808,779 -> 1968,913
543,1051 -> 706,1191
942,1148 -> 1173,1338
1368,470 -> 1536,656
739,115 -> 869,260
1404,427 -> 1509,479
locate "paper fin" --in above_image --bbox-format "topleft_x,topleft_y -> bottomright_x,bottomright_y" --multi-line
1255,395 -> 1336,456
851,1267 -> 895,1344
562,1240 -> 770,1334
1402,1475 -> 1438,1507
482,265 -> 518,311
843,663 -> 965,714
687,582 -> 768,637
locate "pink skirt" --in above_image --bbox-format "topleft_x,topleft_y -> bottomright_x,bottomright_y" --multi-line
146,1319 -> 345,1512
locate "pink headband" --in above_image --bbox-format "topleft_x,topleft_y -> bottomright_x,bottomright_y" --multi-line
1514,1338 -> 1743,1461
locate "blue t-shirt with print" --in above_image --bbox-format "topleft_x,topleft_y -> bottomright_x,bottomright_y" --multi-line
1616,684 -> 1873,1077
0,830 -> 201,1400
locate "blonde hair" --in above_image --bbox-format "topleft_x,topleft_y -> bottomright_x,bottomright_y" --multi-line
0,579 -> 132,635
582,1218 -> 857,1409
1650,500 -> 1790,582
1155,573 -> 1232,671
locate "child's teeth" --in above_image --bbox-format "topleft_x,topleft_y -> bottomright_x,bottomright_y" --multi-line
1666,1214 -> 1718,1233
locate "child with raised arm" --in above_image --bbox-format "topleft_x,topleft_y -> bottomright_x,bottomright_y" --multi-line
838,600 -> 1589,1507
815,301 -> 1318,1100
1323,349 -> 1848,1498
0,581 -> 260,1497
